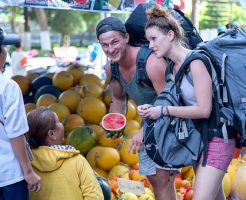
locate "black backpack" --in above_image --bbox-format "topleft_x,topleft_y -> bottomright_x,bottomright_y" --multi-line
125,3 -> 203,49
111,3 -> 203,87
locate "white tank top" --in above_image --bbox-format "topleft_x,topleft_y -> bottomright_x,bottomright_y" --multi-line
180,74 -> 197,106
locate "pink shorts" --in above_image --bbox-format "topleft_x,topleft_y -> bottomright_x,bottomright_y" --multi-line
199,137 -> 235,172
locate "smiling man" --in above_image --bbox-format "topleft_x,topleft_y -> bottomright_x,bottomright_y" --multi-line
96,16 -> 178,200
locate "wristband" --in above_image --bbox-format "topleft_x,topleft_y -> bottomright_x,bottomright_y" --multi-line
166,106 -> 170,116
160,106 -> 165,118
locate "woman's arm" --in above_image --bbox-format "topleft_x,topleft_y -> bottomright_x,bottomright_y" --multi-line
142,59 -> 212,120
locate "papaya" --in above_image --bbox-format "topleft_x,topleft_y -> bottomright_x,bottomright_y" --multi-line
66,127 -> 97,155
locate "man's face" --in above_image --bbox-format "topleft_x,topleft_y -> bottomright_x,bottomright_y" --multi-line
0,46 -> 7,72
98,31 -> 129,62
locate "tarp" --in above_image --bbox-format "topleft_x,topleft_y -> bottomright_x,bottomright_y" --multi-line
0,0 -> 185,12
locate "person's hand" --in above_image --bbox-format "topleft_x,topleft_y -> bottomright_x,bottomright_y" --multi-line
137,104 -> 152,119
128,129 -> 144,154
144,105 -> 164,120
105,131 -> 124,139
24,170 -> 41,192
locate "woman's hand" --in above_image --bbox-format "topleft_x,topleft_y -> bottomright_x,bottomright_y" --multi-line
144,106 -> 163,120
24,170 -> 41,192
137,104 -> 153,119
138,105 -> 163,120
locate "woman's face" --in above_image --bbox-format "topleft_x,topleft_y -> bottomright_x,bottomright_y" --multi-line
146,26 -> 171,58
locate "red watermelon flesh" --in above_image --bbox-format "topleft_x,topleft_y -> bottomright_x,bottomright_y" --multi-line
101,113 -> 126,134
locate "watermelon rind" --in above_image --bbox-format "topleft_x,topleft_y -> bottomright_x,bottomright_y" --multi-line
101,113 -> 126,134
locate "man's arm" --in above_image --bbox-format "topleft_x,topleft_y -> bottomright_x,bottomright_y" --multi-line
105,64 -> 127,114
10,135 -> 41,192
145,54 -> 167,94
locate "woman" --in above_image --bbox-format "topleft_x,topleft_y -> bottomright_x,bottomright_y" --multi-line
27,107 -> 104,200
138,5 -> 235,200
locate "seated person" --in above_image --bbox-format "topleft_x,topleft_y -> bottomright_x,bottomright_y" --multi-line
27,107 -> 104,200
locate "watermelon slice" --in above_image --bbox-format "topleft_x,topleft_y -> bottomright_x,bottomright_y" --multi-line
101,113 -> 126,134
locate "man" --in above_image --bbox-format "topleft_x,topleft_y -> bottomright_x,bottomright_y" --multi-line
96,16 -> 177,200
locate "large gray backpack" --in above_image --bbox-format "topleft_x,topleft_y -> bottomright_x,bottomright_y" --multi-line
175,28 -> 246,165
143,66 -> 202,168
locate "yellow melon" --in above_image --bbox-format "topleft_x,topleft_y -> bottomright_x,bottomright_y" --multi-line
63,114 -> 85,136
98,134 -> 123,148
66,64 -> 84,85
12,75 -> 30,95
222,173 -> 231,198
120,192 -> 138,200
40,72 -> 54,79
96,147 -> 120,171
81,83 -> 103,99
95,167 -> 108,178
181,166 -> 195,180
25,72 -> 39,83
232,166 -> 246,200
108,164 -> 130,179
70,86 -> 85,98
24,103 -> 36,114
77,96 -> 106,124
79,74 -> 103,88
48,103 -> 70,122
58,90 -> 81,113
126,100 -> 137,120
124,120 -> 141,135
52,71 -> 74,91
139,194 -> 155,200
89,124 -> 106,140
134,115 -> 142,125
86,146 -> 103,169
119,139 -> 138,165
36,94 -> 57,108
103,89 -> 111,107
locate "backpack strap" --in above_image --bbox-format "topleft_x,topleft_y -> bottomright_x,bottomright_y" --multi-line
136,46 -> 154,87
175,51 -> 223,166
110,61 -> 120,82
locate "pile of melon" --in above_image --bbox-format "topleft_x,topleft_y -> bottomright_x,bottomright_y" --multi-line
13,64 -> 246,200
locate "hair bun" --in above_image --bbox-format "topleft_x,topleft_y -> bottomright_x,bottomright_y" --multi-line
147,4 -> 169,19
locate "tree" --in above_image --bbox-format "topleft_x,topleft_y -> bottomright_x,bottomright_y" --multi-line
50,10 -> 86,46
34,8 -> 51,50
199,0 -> 231,29
191,0 -> 200,29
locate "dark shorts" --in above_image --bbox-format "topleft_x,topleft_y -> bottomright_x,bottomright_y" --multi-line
0,180 -> 28,200
199,137 -> 235,172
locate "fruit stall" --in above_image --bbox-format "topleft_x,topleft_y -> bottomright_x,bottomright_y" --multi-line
11,63 -> 246,200
3,0 -> 246,199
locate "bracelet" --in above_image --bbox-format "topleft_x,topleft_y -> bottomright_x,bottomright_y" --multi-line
166,106 -> 170,116
160,106 -> 165,118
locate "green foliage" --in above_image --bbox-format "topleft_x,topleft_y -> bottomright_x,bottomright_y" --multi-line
231,3 -> 246,28
199,0 -> 246,29
50,10 -> 86,35
199,0 -> 231,29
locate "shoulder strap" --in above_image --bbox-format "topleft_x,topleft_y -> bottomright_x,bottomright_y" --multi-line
110,61 -> 120,81
175,51 -> 213,84
136,46 -> 153,87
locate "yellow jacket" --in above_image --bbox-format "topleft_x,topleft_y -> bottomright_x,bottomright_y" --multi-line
30,146 -> 104,200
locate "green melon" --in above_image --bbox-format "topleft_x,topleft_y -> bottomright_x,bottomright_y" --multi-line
101,113 -> 126,135
66,127 -> 96,155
